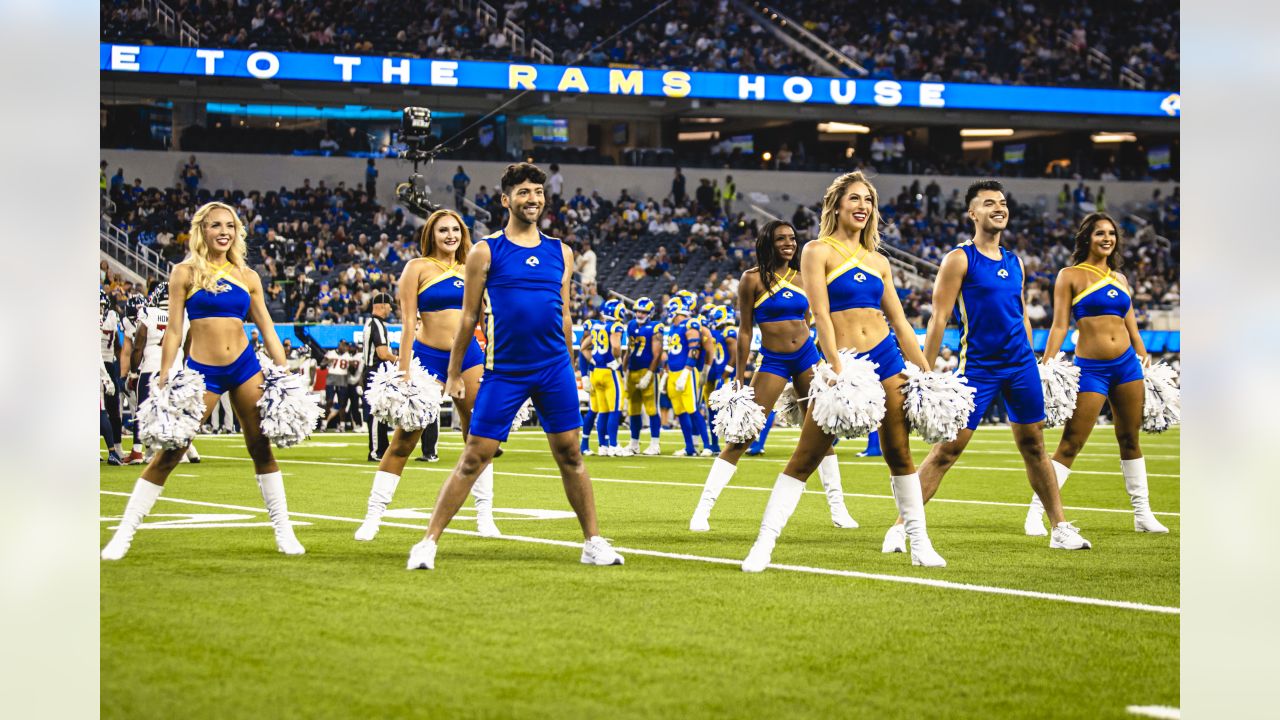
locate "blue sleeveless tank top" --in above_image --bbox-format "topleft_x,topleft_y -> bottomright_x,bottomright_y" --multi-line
753,268 -> 808,324
1070,264 -> 1131,321
951,242 -> 1034,372
821,237 -> 884,312
185,263 -> 251,320
482,231 -> 568,372
417,260 -> 465,314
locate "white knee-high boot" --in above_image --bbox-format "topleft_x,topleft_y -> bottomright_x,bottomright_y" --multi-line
257,471 -> 305,555
690,457 -> 737,531
891,473 -> 945,567
1025,460 -> 1070,536
817,454 -> 858,528
471,463 -> 501,537
355,470 -> 401,541
101,478 -> 163,560
1122,457 -> 1169,533
741,474 -> 806,572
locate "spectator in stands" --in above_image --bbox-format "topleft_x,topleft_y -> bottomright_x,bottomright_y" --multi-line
575,241 -> 597,290
365,159 -> 378,197
452,165 -> 469,210
181,155 -> 203,193
671,168 -> 687,205
548,163 -> 564,201
319,133 -> 340,152
721,175 -> 736,216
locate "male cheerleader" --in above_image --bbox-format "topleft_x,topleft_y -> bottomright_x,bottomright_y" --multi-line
407,162 -> 624,569
588,299 -> 630,456
884,180 -> 1091,551
624,296 -> 664,455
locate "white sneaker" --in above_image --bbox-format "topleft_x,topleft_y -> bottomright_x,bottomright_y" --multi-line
581,536 -> 624,566
1049,522 -> 1092,550
627,440 -> 641,453
672,448 -> 689,457
698,448 -> 715,457
600,446 -> 615,457
643,441 -> 662,456
881,523 -> 907,553
274,525 -> 306,555
476,512 -> 502,538
830,504 -> 859,529
614,446 -> 635,457
910,540 -> 947,568
406,538 -> 437,569
1023,506 -> 1048,536
1135,513 -> 1169,533
741,535 -> 776,572
582,448 -> 594,456
354,518 -> 381,542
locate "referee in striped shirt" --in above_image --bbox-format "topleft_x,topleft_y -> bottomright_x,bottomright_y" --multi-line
363,292 -> 397,461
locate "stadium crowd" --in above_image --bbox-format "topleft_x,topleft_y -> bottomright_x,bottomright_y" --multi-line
101,0 -> 1177,90
102,159 -> 1179,334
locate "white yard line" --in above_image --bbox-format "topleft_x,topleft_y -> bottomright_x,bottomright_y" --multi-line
1126,706 -> 1180,719
189,455 -> 1181,518
100,491 -> 1180,616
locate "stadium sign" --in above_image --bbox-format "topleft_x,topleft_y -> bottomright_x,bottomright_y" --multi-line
103,44 -> 1180,118
103,45 -> 1178,118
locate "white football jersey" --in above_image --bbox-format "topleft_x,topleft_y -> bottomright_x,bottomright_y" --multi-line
138,306 -> 187,373
100,309 -> 120,362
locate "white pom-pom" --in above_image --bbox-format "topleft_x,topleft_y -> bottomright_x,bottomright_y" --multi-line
256,365 -> 323,447
1038,352 -> 1081,428
900,362 -> 976,444
773,383 -> 804,427
1142,362 -> 1180,433
511,397 -> 535,432
709,383 -> 767,444
807,350 -> 886,439
365,359 -> 443,431
137,367 -> 207,450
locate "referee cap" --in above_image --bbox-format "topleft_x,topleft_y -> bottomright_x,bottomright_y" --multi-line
372,292 -> 394,306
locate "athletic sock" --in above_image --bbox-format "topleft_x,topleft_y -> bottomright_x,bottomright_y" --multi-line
581,410 -> 595,450
649,414 -> 662,439
678,413 -> 696,454
692,410 -> 711,449
102,478 -> 163,559
706,408 -> 721,451
596,412 -> 610,449
606,411 -> 621,448
629,414 -> 642,442
750,412 -> 775,453
695,458 -> 738,517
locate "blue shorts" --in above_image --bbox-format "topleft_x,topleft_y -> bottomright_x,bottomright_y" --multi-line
856,333 -> 907,382
186,343 -> 261,396
470,360 -> 583,441
758,338 -> 821,381
413,338 -> 484,382
1076,346 -> 1144,396
961,358 -> 1046,430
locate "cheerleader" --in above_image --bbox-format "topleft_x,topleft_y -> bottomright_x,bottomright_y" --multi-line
354,209 -> 500,540
1024,212 -> 1168,534
741,173 -> 945,571
689,220 -> 857,531
101,202 -> 303,560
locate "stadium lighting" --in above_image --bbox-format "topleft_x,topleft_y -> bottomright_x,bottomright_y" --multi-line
683,117 -> 725,124
762,151 -> 773,162
678,131 -> 719,142
845,147 -> 855,158
960,128 -> 1015,137
962,140 -> 994,150
817,122 -> 871,134
1091,132 -> 1137,143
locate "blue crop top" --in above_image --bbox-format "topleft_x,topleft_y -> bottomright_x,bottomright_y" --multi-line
753,268 -> 808,324
417,260 -> 465,314
185,263 -> 251,320
821,237 -> 884,312
1071,264 -> 1131,321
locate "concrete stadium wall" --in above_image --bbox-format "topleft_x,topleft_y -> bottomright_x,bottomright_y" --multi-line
101,149 -> 1177,222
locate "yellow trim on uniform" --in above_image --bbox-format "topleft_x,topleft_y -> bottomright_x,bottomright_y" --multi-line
483,288 -> 496,370
753,269 -> 806,308
1070,264 -> 1129,305
187,263 -> 250,297
821,238 -> 882,284
956,291 -> 970,375
418,267 -> 463,293
482,230 -> 503,240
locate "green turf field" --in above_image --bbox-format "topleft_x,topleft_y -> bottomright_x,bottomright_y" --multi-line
101,425 -> 1179,719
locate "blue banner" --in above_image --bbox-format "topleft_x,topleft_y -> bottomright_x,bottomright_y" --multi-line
101,44 -> 1180,118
